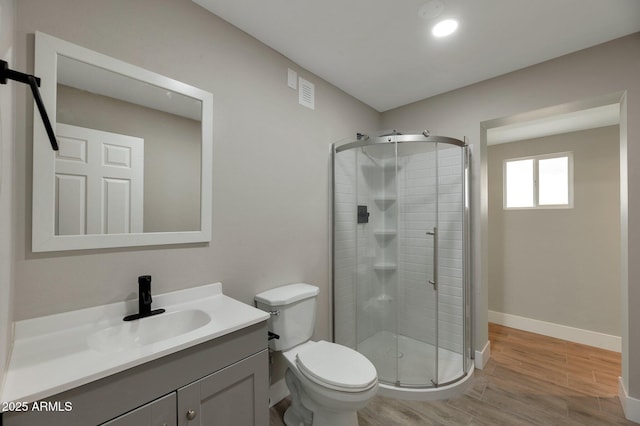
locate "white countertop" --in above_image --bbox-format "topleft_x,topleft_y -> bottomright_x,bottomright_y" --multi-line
1,283 -> 269,405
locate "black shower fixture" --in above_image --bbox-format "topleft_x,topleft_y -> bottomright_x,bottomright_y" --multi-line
357,205 -> 370,224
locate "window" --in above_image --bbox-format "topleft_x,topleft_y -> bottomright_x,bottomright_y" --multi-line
504,152 -> 573,209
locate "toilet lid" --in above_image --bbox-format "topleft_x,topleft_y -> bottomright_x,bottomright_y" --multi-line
296,341 -> 377,392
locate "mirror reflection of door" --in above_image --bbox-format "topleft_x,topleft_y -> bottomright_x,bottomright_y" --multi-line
32,32 -> 213,251
55,123 -> 144,235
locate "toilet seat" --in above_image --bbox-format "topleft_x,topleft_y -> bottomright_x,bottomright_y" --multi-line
296,340 -> 377,393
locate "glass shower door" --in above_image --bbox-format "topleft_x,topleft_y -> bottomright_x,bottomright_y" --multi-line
435,142 -> 467,385
395,139 -> 438,387
353,142 -> 399,385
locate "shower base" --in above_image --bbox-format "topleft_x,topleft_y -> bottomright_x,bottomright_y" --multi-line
358,330 -> 473,400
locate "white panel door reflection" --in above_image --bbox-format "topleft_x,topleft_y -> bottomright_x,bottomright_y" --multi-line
55,123 -> 143,235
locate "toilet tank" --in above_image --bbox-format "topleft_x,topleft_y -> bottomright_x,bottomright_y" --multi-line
254,283 -> 319,351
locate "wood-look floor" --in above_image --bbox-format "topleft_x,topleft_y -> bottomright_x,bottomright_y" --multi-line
270,323 -> 635,425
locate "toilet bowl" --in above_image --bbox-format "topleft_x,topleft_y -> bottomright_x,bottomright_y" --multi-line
255,284 -> 378,426
282,340 -> 378,426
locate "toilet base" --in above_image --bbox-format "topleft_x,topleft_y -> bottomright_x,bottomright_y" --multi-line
284,369 -> 313,426
283,368 -> 367,426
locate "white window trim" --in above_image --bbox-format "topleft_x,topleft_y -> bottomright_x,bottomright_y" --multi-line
503,152 -> 574,210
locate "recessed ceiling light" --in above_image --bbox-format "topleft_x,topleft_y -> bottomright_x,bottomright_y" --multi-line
432,19 -> 458,38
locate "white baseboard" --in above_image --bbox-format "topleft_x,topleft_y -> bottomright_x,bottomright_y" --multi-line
269,378 -> 290,407
475,340 -> 491,370
489,311 -> 621,352
619,377 -> 640,423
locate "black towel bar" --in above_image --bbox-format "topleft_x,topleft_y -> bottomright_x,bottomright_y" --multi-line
1,59 -> 59,150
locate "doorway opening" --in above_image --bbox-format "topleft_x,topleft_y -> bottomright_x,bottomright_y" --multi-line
481,91 -> 627,396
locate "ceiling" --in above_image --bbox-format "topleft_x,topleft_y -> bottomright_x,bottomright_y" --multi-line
193,0 -> 640,112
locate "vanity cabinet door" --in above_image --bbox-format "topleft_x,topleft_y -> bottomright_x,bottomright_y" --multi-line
177,350 -> 268,426
101,392 -> 176,426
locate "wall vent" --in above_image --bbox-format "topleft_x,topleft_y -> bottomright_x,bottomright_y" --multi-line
298,77 -> 315,110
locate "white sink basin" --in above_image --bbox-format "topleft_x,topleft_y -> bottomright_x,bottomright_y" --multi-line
3,282 -> 270,404
87,309 -> 211,353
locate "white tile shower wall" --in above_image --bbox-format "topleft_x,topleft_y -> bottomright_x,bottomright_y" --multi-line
437,146 -> 464,354
397,146 -> 464,354
398,150 -> 436,347
333,149 -> 357,349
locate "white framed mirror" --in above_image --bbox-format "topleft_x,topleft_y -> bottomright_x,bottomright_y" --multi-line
32,32 -> 213,252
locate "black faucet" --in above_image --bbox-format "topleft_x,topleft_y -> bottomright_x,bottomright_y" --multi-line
123,275 -> 166,321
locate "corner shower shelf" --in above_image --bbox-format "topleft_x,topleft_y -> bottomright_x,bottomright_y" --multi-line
373,262 -> 397,272
374,230 -> 397,241
374,196 -> 397,209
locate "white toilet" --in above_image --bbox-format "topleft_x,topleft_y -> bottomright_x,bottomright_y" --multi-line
255,283 -> 378,426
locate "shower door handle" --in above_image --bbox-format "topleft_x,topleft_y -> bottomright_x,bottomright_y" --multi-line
426,227 -> 438,290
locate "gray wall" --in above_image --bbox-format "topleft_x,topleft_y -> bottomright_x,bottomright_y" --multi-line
488,126 -> 620,336
0,0 -> 15,396
11,0 -> 380,355
381,33 -> 640,398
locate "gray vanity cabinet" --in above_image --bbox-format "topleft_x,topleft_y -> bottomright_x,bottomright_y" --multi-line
101,393 -> 177,426
2,322 -> 268,426
177,352 -> 268,426
102,351 -> 267,426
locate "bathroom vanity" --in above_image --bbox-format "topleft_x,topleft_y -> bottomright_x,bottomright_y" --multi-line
0,283 -> 270,426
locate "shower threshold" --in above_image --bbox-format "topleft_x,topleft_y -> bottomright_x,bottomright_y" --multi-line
358,331 -> 473,400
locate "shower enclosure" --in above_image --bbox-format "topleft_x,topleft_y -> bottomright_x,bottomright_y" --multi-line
332,131 -> 472,398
